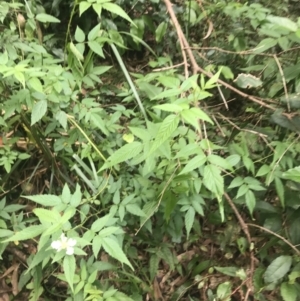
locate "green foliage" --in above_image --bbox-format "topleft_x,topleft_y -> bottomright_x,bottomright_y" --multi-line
1,0 -> 300,300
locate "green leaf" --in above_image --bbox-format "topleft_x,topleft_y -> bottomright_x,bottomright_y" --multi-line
88,24 -> 101,41
31,100 -> 47,125
63,255 -> 76,292
28,77 -> 43,93
92,235 -> 102,258
282,167 -> 300,182
181,108 -> 213,132
126,204 -> 145,216
217,282 -> 232,300
253,38 -> 277,54
101,142 -> 143,170
267,16 -> 298,32
75,26 -> 85,43
102,3 -> 134,26
70,184 -> 82,207
33,208 -> 60,224
0,229 -> 14,238
150,114 -> 179,155
155,22 -> 168,43
275,177 -> 285,208
264,256 -> 292,284
3,225 -> 47,242
98,227 -> 120,238
55,111 -> 68,129
79,2 -> 92,16
185,207 -> 195,239
281,282 -> 297,301
214,266 -> 239,277
153,104 -> 183,113
91,214 -> 110,232
24,195 -> 62,206
36,13 -> 60,23
205,68 -> 222,89
102,236 -> 133,269
179,153 -> 207,175
149,254 -> 160,281
236,184 -> 248,198
70,42 -> 84,61
245,190 -> 256,216
14,71 -> 25,88
207,154 -> 234,171
203,164 -> 224,196
88,41 -> 105,58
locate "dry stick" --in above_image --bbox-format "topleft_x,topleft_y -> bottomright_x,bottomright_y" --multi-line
163,0 -> 189,78
247,223 -> 300,256
224,193 -> 255,301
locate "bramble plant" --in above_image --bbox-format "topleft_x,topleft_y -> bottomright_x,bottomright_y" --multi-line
1,0 -> 300,300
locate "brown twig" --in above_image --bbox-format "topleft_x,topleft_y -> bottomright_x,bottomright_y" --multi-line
247,223 -> 300,256
163,0 -> 189,78
224,193 -> 255,301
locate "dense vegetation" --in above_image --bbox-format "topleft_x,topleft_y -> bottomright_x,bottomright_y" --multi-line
1,0 -> 300,300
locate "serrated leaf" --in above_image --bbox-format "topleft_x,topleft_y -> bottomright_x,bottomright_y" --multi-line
179,153 -> 207,175
102,236 -> 133,269
88,41 -> 104,58
236,184 -> 248,198
70,184 -> 82,207
92,235 -> 102,258
101,142 -> 143,170
98,227 -> 120,238
102,3 -> 134,26
33,208 -> 60,224
31,100 -> 47,125
36,13 -> 60,23
153,104 -> 183,113
282,166 -> 300,182
126,204 -> 145,216
88,24 -> 101,41
28,77 -> 43,93
3,225 -> 47,242
181,108 -> 213,132
63,255 -> 75,292
23,195 -> 62,206
203,164 -> 224,195
91,214 -> 110,232
149,254 -> 160,281
264,256 -> 292,283
55,110 -> 67,129
207,154 -> 234,171
267,16 -> 298,32
150,114 -> 179,155
185,207 -> 195,238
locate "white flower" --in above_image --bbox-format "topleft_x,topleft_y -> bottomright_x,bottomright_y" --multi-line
51,233 -> 77,255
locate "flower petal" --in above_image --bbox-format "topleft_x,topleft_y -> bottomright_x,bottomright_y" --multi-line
66,247 -> 74,255
51,240 -> 62,250
67,238 -> 77,247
